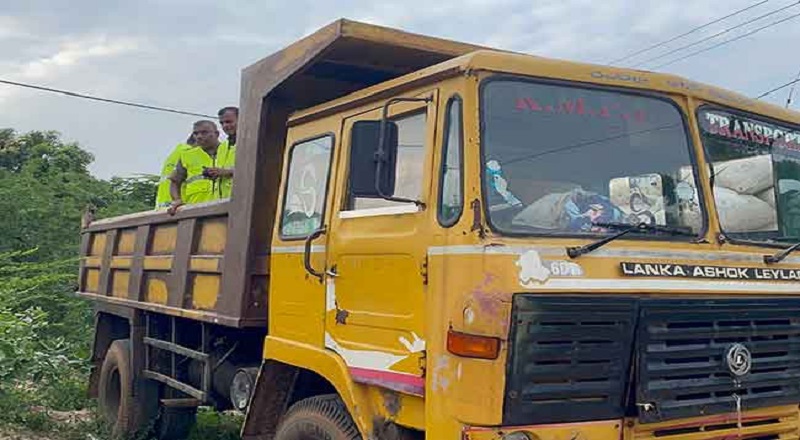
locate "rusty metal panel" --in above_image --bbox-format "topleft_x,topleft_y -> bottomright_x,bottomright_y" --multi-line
144,273 -> 169,305
149,224 -> 178,255
80,20 -> 478,328
110,270 -> 130,299
195,217 -> 227,255
190,274 -> 220,311
221,19 -> 481,327
115,228 -> 137,255
84,268 -> 100,293
168,219 -> 196,309
89,232 -> 106,256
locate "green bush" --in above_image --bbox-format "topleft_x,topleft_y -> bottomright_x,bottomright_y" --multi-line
0,129 -> 157,437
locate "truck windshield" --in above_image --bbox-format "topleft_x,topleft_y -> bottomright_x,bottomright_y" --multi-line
698,108 -> 800,242
480,79 -> 703,236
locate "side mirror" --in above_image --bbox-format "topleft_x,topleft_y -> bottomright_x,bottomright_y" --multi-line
349,120 -> 399,198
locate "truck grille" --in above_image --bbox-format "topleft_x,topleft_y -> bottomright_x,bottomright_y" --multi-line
503,295 -> 637,425
504,295 -> 800,427
638,298 -> 800,424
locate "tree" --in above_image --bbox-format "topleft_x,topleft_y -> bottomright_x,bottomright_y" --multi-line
0,129 -> 157,426
0,129 -> 156,260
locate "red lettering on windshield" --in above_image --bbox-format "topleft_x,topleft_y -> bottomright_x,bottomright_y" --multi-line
703,112 -> 800,152
514,96 -> 647,123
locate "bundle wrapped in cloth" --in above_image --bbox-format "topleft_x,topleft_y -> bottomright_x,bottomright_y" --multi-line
710,155 -> 777,232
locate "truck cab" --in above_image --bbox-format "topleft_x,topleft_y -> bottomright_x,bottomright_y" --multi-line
79,19 -> 800,440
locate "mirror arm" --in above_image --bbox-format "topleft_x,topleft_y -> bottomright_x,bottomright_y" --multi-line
373,96 -> 433,208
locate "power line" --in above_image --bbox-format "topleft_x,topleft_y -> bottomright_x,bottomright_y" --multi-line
633,0 -> 799,68
609,0 -> 770,65
756,77 -> 800,99
0,78 -> 215,118
785,67 -> 800,108
650,10 -> 800,70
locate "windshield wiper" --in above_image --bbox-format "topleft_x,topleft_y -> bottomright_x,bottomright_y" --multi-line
567,222 -> 696,259
764,240 -> 800,264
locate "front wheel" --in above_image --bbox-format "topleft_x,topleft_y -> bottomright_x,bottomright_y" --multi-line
274,394 -> 361,440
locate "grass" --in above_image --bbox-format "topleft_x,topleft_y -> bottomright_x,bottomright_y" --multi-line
188,409 -> 243,440
0,389 -> 242,440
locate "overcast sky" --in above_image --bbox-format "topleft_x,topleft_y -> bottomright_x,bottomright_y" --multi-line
1,0 -> 799,179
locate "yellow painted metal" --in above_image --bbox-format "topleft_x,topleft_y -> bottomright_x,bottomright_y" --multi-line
142,256 -> 173,271
191,274 -> 220,310
149,224 -> 177,255
109,256 -> 133,269
188,256 -> 221,273
84,268 -> 100,293
145,275 -> 169,305
82,257 -> 101,268
364,387 -> 425,431
196,217 -> 227,254
270,45 -> 800,439
115,228 -> 137,255
628,405 -> 800,439
77,20 -> 800,439
463,420 -> 622,440
89,232 -> 106,256
110,270 -> 129,298
263,335 -> 375,435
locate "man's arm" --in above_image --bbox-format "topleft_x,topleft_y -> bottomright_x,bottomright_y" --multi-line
167,161 -> 187,215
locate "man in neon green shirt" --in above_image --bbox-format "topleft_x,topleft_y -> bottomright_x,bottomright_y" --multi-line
216,106 -> 238,198
154,134 -> 195,209
167,120 -> 234,214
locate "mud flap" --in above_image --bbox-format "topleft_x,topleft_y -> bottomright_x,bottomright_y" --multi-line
240,360 -> 300,440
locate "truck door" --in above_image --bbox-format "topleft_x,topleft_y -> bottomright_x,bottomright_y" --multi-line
324,91 -> 438,396
270,132 -> 337,346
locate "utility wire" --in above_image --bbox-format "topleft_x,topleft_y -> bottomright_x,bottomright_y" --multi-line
650,10 -> 800,70
756,77 -> 800,99
0,78 -> 215,118
785,67 -> 800,108
609,0 -> 770,65
633,0 -> 800,68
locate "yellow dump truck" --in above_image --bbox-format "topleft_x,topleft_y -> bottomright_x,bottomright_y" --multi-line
78,18 -> 800,440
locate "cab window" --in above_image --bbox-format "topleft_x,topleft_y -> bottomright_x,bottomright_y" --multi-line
481,79 -> 702,236
350,112 -> 427,210
439,96 -> 464,226
279,135 -> 334,238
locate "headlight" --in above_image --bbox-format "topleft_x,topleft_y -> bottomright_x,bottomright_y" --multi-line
229,368 -> 256,412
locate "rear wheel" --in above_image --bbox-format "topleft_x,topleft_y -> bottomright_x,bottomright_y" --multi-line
98,340 -> 156,437
275,394 -> 361,440
98,339 -> 197,439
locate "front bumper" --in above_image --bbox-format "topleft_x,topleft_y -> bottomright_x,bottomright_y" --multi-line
463,405 -> 800,440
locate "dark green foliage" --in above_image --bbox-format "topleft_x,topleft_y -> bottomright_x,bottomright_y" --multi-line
0,129 -> 153,436
0,129 -> 240,439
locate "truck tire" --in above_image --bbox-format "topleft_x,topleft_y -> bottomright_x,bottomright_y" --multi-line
98,339 -> 155,438
275,394 -> 361,440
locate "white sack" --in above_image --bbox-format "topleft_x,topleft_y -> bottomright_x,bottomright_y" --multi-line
756,187 -> 775,207
512,192 -> 569,230
714,155 -> 773,195
714,186 -> 776,232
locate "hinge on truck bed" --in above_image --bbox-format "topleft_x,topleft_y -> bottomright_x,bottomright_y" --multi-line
420,256 -> 428,285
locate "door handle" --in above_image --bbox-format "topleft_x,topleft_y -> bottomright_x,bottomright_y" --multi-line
303,226 -> 327,282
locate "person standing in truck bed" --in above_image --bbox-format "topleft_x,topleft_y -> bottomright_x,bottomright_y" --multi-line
167,120 -> 235,214
216,106 -> 238,198
154,133 -> 195,210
